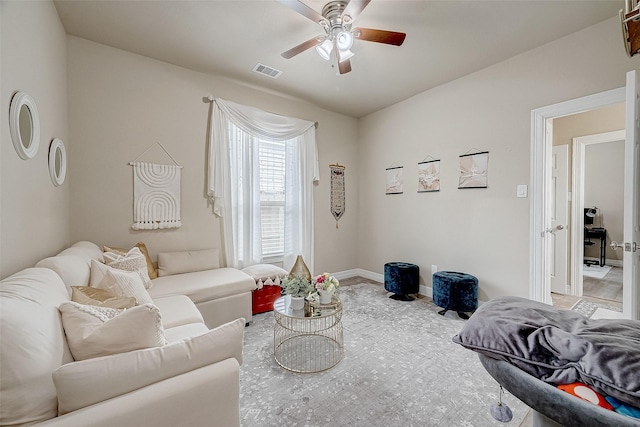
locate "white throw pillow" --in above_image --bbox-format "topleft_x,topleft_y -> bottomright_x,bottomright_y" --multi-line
157,248 -> 220,277
58,302 -> 167,361
103,247 -> 152,288
94,267 -> 154,305
53,318 -> 245,414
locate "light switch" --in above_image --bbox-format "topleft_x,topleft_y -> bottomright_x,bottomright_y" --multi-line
517,185 -> 528,198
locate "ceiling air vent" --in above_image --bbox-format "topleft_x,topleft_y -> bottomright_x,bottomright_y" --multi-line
253,63 -> 282,79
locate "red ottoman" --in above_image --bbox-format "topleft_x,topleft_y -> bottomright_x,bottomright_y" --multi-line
241,264 -> 287,315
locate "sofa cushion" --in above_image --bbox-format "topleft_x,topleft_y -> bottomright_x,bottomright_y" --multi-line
0,268 -> 74,425
152,295 -> 204,329
52,318 -> 245,414
157,248 -> 220,277
103,242 -> 158,279
35,242 -> 104,291
59,302 -> 167,361
71,286 -> 136,309
71,241 -> 104,261
93,264 -> 154,305
103,246 -> 152,288
164,322 -> 210,342
148,268 -> 256,303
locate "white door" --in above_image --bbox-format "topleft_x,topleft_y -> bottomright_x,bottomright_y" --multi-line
622,70 -> 640,320
550,145 -> 569,294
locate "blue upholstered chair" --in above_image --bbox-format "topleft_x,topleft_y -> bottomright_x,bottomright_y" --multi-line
432,271 -> 478,319
384,262 -> 419,301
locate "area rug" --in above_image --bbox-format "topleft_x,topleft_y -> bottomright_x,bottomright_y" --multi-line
583,264 -> 612,279
239,282 -> 528,426
571,298 -> 622,318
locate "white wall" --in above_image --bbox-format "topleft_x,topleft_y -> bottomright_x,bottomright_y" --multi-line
0,1 -> 69,278
67,37 -> 359,274
357,16 -> 640,300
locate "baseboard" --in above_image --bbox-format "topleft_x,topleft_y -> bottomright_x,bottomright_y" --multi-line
333,268 -> 433,298
333,268 -> 383,283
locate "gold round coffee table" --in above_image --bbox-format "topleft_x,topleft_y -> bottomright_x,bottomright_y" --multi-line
273,296 -> 344,373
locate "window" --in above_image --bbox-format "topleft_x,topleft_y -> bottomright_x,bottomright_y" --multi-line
209,98 -> 318,271
259,140 -> 285,259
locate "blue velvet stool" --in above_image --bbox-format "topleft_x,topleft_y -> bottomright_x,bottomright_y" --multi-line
432,271 -> 478,319
384,262 -> 420,301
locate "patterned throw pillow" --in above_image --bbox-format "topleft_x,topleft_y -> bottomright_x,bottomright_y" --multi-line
103,242 -> 158,279
103,247 -> 152,288
71,286 -> 136,309
94,268 -> 154,305
58,301 -> 166,361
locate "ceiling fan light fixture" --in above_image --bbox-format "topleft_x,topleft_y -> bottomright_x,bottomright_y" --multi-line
338,47 -> 354,63
336,30 -> 354,51
316,38 -> 333,60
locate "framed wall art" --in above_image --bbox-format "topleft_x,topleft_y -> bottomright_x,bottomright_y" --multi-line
385,166 -> 403,195
458,151 -> 488,189
417,158 -> 440,192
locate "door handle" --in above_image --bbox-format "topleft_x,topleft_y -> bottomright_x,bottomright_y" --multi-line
610,241 -> 638,252
545,224 -> 565,233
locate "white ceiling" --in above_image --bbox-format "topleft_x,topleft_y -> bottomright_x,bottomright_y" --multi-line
53,0 -> 623,118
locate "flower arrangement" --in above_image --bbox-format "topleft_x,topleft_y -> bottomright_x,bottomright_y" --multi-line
314,273 -> 339,295
281,274 -> 314,298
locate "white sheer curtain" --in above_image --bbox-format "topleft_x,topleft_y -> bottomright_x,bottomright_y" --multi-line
208,98 -> 319,272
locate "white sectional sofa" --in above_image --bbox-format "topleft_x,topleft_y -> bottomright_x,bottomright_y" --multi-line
0,241 -> 255,426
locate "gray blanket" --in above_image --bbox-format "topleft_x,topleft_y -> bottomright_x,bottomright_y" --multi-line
452,296 -> 640,408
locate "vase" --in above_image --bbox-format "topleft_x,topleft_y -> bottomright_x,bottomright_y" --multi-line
289,255 -> 311,282
319,290 -> 332,304
290,295 -> 305,311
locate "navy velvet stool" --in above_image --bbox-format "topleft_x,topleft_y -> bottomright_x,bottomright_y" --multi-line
384,262 -> 420,301
432,271 -> 478,319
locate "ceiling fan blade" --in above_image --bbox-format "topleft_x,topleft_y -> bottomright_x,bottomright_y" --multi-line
354,27 -> 406,46
276,0 -> 326,25
281,36 -> 323,59
341,0 -> 372,22
338,59 -> 352,74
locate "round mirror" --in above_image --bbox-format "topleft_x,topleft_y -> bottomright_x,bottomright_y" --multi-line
48,138 -> 67,187
9,92 -> 40,159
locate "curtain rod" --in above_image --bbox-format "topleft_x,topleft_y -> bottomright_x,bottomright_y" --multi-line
204,95 -> 318,129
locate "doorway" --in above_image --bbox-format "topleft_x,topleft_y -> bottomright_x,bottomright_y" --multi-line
531,72 -> 640,320
529,87 -> 626,306
570,129 -> 625,307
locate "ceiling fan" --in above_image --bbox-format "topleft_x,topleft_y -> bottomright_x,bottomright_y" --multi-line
276,0 -> 406,74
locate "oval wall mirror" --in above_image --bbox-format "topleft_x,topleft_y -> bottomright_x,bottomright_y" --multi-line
48,138 -> 67,187
9,91 -> 40,160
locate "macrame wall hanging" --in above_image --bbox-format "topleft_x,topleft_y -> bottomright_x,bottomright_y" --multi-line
330,163 -> 345,228
129,142 -> 182,230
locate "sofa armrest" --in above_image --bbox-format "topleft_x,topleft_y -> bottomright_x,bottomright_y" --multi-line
38,359 -> 240,427
53,318 -> 244,414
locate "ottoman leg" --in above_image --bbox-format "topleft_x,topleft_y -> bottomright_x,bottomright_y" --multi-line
456,311 -> 470,320
390,293 -> 415,301
437,309 -> 448,316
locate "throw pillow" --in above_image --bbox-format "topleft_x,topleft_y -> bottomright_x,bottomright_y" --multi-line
58,302 -> 167,361
157,248 -> 220,277
103,247 -> 152,288
94,268 -> 154,305
71,286 -> 136,309
558,382 -> 613,410
103,242 -> 158,279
